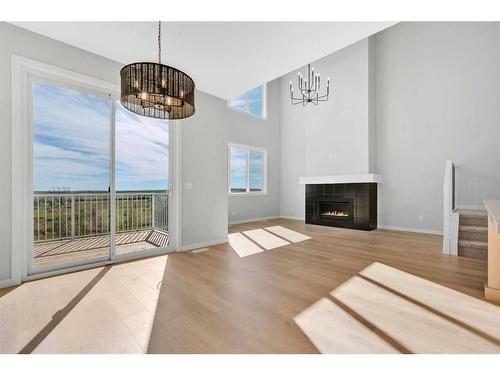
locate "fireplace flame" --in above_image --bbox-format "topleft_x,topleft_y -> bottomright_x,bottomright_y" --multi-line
321,211 -> 350,217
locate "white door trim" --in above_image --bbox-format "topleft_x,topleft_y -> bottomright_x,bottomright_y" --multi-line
11,55 -> 120,283
10,55 -> 181,285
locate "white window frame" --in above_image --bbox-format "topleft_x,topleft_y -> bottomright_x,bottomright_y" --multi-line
227,142 -> 267,196
227,84 -> 267,119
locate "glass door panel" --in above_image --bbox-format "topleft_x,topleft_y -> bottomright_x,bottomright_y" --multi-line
114,102 -> 170,257
31,81 -> 111,273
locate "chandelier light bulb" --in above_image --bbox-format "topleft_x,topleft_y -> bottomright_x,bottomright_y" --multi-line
289,63 -> 331,106
120,21 -> 195,119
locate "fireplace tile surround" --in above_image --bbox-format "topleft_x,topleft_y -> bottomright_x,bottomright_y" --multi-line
305,183 -> 377,230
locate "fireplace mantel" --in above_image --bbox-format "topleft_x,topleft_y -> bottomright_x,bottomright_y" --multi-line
299,174 -> 382,185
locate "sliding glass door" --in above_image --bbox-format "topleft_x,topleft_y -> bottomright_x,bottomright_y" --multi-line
30,77 -> 173,275
31,80 -> 112,273
114,102 -> 170,258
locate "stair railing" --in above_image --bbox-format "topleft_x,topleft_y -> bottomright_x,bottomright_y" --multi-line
443,160 -> 459,255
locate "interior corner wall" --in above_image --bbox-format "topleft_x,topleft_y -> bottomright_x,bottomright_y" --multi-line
368,37 -> 377,173
374,22 -> 500,232
279,39 -> 371,219
227,79 -> 281,224
181,90 -> 229,247
0,22 -> 238,285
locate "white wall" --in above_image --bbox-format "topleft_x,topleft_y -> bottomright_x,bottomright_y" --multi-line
3,21 -> 500,286
181,90 -> 229,247
279,22 -> 500,232
0,23 -> 123,283
279,39 -> 372,219
374,22 -> 500,231
0,23 -> 236,285
227,79 -> 281,223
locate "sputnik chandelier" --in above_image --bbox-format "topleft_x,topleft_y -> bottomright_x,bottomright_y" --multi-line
289,64 -> 330,106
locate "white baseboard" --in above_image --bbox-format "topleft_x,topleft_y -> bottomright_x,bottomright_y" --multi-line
180,238 -> 229,252
0,277 -> 19,289
229,215 -> 280,225
279,215 -> 304,221
377,225 -> 442,236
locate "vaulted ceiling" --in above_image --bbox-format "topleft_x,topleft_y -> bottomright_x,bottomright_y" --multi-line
12,22 -> 396,99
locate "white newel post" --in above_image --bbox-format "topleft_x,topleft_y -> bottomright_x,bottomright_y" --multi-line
443,160 -> 459,255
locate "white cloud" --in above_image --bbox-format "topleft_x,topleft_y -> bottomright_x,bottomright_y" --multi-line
33,82 -> 169,192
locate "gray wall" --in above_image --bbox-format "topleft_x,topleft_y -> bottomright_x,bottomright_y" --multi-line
374,22 -> 500,231
279,39 -> 372,219
0,23 -> 235,284
0,23 -> 123,283
183,78 -> 282,241
182,90 -> 229,246
228,79 -> 281,223
278,22 -> 500,232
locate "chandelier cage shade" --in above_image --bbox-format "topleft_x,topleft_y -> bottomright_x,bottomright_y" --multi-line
289,64 -> 330,106
120,21 -> 196,120
120,63 -> 195,119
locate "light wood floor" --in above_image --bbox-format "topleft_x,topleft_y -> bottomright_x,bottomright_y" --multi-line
147,218 -> 496,354
1,218 -> 497,353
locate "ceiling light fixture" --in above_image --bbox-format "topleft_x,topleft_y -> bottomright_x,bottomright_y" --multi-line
289,64 -> 330,106
120,21 -> 195,120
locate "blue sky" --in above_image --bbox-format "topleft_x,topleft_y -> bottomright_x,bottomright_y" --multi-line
230,146 -> 263,190
229,85 -> 263,117
33,82 -> 169,192
229,86 -> 264,191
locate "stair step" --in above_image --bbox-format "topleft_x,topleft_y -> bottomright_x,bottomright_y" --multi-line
458,239 -> 488,260
459,239 -> 487,248
459,214 -> 488,227
457,209 -> 487,217
459,225 -> 487,232
459,225 -> 488,241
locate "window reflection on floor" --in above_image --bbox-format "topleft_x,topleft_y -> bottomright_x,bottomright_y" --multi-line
227,226 -> 310,257
0,255 -> 168,353
295,262 -> 500,354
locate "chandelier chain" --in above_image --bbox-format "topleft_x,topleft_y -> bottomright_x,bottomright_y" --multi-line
120,20 -> 196,119
158,21 -> 161,64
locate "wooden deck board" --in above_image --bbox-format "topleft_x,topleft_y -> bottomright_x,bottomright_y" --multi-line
33,230 -> 169,270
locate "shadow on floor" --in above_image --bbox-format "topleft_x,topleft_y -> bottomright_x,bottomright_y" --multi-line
18,265 -> 111,354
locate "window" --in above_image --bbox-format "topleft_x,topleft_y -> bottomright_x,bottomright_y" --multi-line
228,143 -> 267,195
228,85 -> 266,118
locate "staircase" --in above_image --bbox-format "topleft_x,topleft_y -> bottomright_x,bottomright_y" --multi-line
458,209 -> 488,260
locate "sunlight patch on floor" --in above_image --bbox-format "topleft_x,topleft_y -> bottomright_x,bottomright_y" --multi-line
295,262 -> 500,354
0,255 -> 168,353
294,298 -> 398,354
360,262 -> 500,341
242,229 -> 290,250
228,232 -> 264,257
191,247 -> 212,254
265,225 -> 311,243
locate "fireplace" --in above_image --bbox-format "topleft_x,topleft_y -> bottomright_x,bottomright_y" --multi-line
305,183 -> 377,230
318,198 -> 354,222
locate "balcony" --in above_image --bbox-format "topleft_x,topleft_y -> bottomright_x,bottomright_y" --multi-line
33,191 -> 169,271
